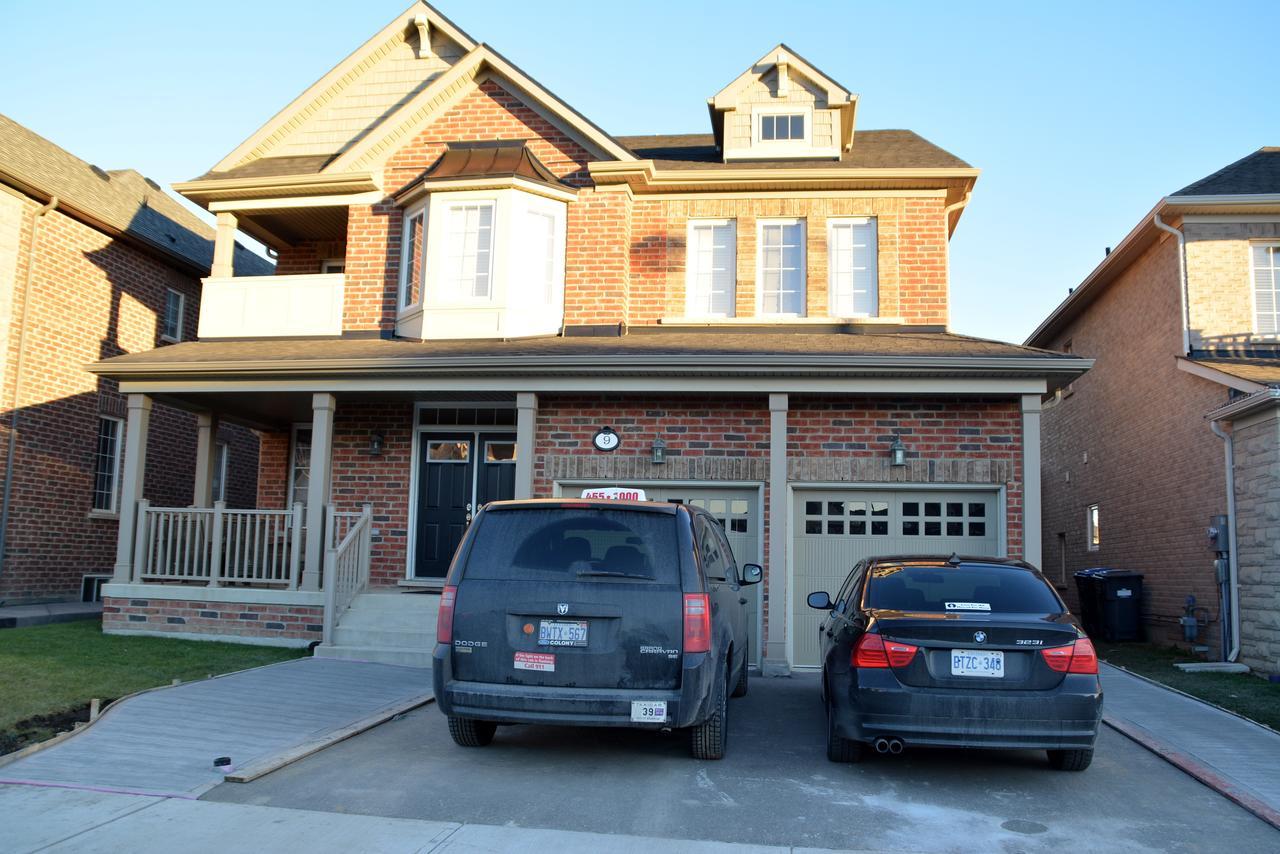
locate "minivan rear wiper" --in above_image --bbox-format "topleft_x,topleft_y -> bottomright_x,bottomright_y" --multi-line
576,568 -> 654,580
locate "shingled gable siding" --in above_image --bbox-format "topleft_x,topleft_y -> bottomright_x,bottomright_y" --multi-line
628,195 -> 948,325
335,79 -> 599,334
1039,236 -> 1229,652
0,197 -> 259,602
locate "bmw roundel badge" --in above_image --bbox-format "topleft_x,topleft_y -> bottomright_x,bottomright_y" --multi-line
973,631 -> 987,644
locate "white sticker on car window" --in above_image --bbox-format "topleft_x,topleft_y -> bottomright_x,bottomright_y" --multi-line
945,601 -> 992,611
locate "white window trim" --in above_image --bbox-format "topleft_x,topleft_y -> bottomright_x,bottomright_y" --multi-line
1249,240 -> 1280,340
1086,504 -> 1100,552
827,217 -> 879,318
751,105 -> 813,147
756,218 -> 807,317
92,415 -> 124,514
398,201 -> 428,313
440,199 -> 498,304
685,218 -> 737,318
161,288 -> 184,343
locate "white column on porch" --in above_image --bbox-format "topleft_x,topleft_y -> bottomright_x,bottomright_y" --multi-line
192,412 -> 219,508
303,392 -> 336,592
210,212 -> 237,278
1021,393 -> 1043,570
764,392 -> 790,676
112,394 -> 152,582
515,392 -> 538,499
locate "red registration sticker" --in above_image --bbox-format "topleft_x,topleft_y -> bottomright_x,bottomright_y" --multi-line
514,651 -> 556,672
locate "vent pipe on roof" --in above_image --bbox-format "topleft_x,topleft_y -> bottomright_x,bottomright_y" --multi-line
1153,212 -> 1191,356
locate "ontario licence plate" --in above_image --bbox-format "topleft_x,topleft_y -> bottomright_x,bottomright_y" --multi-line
631,700 -> 668,723
950,649 -> 1004,677
538,620 -> 589,647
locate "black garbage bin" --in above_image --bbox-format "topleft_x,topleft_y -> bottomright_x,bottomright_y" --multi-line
1074,568 -> 1143,642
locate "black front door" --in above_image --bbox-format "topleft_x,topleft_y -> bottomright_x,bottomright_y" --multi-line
413,432 -> 518,580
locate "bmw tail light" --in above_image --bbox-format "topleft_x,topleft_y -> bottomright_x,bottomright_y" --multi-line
853,634 -> 918,668
1041,638 -> 1098,675
437,585 -> 457,645
683,593 -> 711,654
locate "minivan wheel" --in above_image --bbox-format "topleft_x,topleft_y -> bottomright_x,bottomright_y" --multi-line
691,662 -> 729,760
1047,748 -> 1093,771
826,697 -> 864,763
730,654 -> 749,698
448,716 -> 496,747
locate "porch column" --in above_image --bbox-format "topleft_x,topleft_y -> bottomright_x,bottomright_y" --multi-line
192,412 -> 219,507
112,394 -> 152,582
514,392 -> 538,499
210,212 -> 237,278
1021,394 -> 1043,569
764,393 -> 790,676
303,392 -> 336,592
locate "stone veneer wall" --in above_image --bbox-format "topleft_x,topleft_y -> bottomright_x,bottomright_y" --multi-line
1232,409 -> 1280,675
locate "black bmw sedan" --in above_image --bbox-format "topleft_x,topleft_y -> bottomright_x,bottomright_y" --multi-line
807,554 -> 1102,770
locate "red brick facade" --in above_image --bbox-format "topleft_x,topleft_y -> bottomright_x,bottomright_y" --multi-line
102,595 -> 322,642
0,195 -> 259,602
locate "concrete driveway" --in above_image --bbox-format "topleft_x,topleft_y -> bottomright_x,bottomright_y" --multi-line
206,673 -> 1280,853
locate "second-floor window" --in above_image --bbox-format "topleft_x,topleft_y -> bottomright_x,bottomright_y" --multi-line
443,202 -> 495,300
686,219 -> 736,316
758,219 -> 806,315
828,218 -> 878,317
162,288 -> 184,342
1253,243 -> 1280,337
524,209 -> 557,303
399,207 -> 426,310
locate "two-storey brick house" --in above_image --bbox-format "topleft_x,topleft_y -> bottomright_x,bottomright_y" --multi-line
1028,148 -> 1280,675
91,2 -> 1087,670
0,114 -> 269,606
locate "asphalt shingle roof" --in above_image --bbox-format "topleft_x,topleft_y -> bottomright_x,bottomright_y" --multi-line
617,130 -> 971,170
1172,148 -> 1280,196
0,113 -> 273,275
1192,358 -> 1280,388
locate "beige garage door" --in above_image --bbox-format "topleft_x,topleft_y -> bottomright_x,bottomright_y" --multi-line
791,489 -> 1000,667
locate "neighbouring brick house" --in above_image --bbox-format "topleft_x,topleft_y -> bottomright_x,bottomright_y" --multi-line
0,114 -> 268,605
1028,148 -> 1280,675
90,2 -> 1086,669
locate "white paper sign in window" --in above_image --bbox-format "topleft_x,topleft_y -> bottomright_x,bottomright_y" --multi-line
444,202 -> 495,300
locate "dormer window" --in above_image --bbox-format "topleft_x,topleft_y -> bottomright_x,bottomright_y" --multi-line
760,112 -> 806,142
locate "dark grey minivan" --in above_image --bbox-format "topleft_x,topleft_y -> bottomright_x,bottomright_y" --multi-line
432,499 -> 761,759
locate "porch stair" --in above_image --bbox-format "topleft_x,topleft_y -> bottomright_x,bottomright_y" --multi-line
314,590 -> 439,669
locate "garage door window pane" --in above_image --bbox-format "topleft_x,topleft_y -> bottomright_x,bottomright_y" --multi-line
924,521 -> 941,536
924,502 -> 941,517
871,502 -> 888,516
827,520 -> 844,534
969,503 -> 986,517
731,500 -> 748,515
849,502 -> 867,516
947,502 -> 963,517
806,501 -> 822,515
806,520 -> 822,534
969,522 -> 986,536
903,521 -> 920,536
902,502 -> 919,517
872,521 -> 888,535
947,522 -> 964,536
849,520 -> 866,534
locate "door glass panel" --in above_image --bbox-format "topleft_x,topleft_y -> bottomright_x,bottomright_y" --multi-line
485,442 -> 517,462
428,440 -> 470,461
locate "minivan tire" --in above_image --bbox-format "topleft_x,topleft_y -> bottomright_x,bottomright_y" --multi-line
826,697 -> 864,763
448,716 -> 496,747
1047,748 -> 1093,771
691,662 -> 729,760
730,654 -> 748,698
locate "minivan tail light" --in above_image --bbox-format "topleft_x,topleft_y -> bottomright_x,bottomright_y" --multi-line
1041,638 -> 1098,674
437,585 -> 457,645
683,593 -> 711,654
852,634 -> 918,668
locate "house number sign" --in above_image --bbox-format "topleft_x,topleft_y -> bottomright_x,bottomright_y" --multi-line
592,427 -> 620,452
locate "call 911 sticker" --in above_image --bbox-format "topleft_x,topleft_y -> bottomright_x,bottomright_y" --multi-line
945,601 -> 992,611
514,651 -> 556,672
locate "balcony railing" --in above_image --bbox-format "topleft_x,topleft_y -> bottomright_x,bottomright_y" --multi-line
133,501 -> 305,588
198,273 -> 345,338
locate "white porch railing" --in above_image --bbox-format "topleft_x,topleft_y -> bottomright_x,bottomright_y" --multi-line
322,503 -> 374,645
133,500 -> 305,589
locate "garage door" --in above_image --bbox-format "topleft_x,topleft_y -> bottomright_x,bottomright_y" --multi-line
643,486 -> 763,667
792,489 -> 1000,667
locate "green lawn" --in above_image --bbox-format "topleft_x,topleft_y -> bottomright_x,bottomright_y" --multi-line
1100,642 -> 1280,731
0,620 -> 306,753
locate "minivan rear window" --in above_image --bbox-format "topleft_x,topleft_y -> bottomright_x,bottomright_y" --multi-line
865,564 -> 1062,614
462,508 -> 680,584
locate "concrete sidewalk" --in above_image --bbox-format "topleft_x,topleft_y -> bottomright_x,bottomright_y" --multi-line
1100,662 -> 1280,829
0,601 -> 101,629
2,784 -> 878,854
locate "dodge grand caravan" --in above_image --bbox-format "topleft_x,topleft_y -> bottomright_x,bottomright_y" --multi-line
433,499 -> 761,759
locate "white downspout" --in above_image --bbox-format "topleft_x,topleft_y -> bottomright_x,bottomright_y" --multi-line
1209,420 -> 1241,662
1153,212 -> 1190,356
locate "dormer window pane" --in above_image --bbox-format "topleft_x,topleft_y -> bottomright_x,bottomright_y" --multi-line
761,113 -> 805,142
759,220 -> 805,315
445,202 -> 495,299
829,219 -> 878,317
687,220 -> 736,316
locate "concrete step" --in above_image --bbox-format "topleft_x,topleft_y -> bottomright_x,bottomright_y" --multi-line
333,626 -> 436,649
347,592 -> 440,613
313,644 -> 433,669
334,609 -> 436,632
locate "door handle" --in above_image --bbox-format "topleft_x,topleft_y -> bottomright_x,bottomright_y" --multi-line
465,502 -> 473,525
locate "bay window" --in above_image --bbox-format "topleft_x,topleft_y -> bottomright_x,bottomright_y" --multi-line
828,218 -> 878,317
757,219 -> 806,315
398,207 -> 425,310
442,202 -> 495,300
686,219 -> 737,317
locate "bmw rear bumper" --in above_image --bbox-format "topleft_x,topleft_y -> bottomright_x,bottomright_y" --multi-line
831,670 -> 1102,750
432,644 -> 718,729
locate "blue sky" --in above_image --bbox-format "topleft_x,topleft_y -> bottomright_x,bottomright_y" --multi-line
2,1 -> 1277,343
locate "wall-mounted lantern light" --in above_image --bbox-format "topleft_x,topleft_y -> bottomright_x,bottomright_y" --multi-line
651,437 -> 667,465
889,436 -> 907,467
369,432 -> 385,456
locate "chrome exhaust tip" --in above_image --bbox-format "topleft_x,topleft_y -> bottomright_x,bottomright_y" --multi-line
873,737 -> 890,754
888,738 -> 904,755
